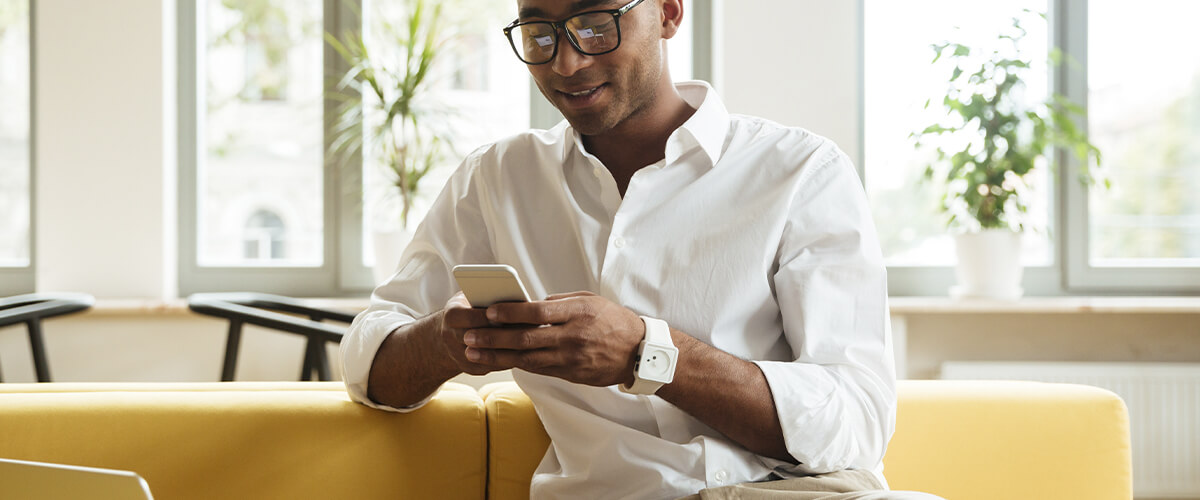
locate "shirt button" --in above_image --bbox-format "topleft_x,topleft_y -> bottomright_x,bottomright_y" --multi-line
714,470 -> 729,483
592,166 -> 604,178
613,237 -> 626,249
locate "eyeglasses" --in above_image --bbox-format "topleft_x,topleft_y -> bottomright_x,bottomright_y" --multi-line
502,0 -> 646,65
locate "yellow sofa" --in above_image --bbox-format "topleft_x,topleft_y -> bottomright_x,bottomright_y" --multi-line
0,380 -> 1130,500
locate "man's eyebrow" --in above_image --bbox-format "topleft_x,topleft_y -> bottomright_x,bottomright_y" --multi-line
519,0 -> 616,20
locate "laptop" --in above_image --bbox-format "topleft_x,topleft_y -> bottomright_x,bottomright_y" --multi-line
0,458 -> 154,500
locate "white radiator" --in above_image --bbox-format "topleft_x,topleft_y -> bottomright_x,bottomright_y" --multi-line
940,362 -> 1200,499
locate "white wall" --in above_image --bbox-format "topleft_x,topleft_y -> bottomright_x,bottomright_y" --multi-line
721,0 -> 862,166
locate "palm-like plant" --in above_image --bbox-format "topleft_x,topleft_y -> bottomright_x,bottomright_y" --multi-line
326,0 -> 452,227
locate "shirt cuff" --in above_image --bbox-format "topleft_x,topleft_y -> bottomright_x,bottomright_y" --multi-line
340,310 -> 430,413
753,359 -> 872,474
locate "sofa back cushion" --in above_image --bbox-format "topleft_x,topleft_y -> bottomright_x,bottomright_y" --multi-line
885,380 -> 1131,500
0,382 -> 487,500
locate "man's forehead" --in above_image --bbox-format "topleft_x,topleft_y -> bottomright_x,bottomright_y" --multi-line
517,0 -> 626,20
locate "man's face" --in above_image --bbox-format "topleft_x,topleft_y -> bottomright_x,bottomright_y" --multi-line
514,0 -> 666,136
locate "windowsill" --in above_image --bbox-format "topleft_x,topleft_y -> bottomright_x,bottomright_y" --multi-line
890,296 -> 1200,314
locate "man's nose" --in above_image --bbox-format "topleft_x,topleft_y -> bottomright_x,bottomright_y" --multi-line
551,34 -> 593,77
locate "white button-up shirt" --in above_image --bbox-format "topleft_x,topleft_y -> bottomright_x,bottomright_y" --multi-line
341,81 -> 896,500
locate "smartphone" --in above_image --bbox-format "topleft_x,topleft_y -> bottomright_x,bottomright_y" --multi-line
452,264 -> 532,308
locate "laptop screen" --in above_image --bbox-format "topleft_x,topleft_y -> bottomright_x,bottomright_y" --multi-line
0,458 -> 154,500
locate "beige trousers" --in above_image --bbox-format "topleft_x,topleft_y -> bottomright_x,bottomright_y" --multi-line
677,470 -> 946,500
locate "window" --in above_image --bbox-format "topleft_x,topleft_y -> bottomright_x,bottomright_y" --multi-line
863,0 -> 1200,294
0,0 -> 31,294
1084,0 -> 1200,266
180,0 -> 536,294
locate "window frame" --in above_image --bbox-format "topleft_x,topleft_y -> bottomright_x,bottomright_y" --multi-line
1059,0 -> 1200,293
859,0 -> 1200,296
1,0 -> 35,296
179,0 -> 717,296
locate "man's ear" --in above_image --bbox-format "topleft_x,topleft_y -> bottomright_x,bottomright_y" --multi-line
660,0 -> 684,39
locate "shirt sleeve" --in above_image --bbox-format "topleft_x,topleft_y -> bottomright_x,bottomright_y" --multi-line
340,149 -> 496,412
753,149 -> 896,475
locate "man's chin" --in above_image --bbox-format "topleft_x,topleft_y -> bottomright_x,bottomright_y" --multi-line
561,111 -> 616,137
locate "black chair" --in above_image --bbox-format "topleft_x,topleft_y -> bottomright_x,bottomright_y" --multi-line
0,292 -> 95,382
186,293 -> 356,382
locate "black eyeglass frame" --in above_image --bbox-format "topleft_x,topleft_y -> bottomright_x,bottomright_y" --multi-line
503,0 -> 647,65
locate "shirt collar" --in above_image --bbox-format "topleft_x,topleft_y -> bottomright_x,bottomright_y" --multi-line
559,80 -> 730,169
667,80 -> 728,168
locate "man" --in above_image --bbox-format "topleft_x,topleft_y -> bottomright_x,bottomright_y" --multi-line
342,0 -> 941,498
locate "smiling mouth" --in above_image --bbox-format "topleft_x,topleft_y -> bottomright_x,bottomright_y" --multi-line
557,84 -> 607,108
565,86 -> 602,97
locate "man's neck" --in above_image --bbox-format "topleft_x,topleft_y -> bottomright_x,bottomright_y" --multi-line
582,84 -> 696,196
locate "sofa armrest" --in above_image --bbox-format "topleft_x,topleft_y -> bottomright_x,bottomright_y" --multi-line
0,382 -> 487,500
885,380 -> 1132,500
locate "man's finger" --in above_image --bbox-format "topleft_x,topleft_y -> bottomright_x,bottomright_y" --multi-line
487,297 -> 592,325
443,306 -> 492,329
463,325 -> 558,350
465,346 -> 562,371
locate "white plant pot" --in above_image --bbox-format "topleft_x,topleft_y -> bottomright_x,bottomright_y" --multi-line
371,226 -> 414,285
951,229 -> 1024,300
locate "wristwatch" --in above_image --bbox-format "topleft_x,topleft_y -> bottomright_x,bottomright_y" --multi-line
619,316 -> 679,395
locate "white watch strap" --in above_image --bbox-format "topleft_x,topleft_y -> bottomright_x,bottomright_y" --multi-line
620,316 -> 673,395
640,316 -> 671,345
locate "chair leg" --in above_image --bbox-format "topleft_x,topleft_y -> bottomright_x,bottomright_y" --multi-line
298,339 -> 333,382
221,320 -> 244,382
315,341 -> 331,381
27,320 -> 52,383
300,338 -> 315,381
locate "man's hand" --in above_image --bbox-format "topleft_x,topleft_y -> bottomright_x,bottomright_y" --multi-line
461,292 -> 645,387
439,292 -> 502,376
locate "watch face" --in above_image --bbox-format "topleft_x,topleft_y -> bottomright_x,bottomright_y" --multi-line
642,348 -> 672,377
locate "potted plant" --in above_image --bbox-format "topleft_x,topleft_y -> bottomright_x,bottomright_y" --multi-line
326,0 -> 454,283
912,12 -> 1103,299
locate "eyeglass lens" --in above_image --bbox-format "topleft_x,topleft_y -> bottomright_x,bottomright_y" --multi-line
515,12 -> 620,63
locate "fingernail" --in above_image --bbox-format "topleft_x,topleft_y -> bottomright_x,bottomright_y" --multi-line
486,307 -> 498,321
464,332 -> 477,345
465,348 -> 480,361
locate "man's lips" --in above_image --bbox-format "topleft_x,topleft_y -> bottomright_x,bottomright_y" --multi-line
556,83 -> 608,108
560,85 -> 604,97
